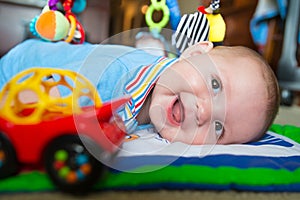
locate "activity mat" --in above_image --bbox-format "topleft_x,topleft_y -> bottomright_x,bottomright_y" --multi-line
0,124 -> 300,193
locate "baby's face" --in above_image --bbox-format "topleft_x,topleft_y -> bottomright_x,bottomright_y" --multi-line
149,47 -> 267,145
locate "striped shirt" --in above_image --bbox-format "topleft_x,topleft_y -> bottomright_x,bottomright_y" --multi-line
119,56 -> 178,133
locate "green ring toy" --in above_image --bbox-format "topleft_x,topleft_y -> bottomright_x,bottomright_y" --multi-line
151,0 -> 165,9
145,0 -> 170,32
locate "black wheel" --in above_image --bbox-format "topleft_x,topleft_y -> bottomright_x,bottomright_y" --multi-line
43,135 -> 104,193
280,89 -> 294,106
0,133 -> 18,179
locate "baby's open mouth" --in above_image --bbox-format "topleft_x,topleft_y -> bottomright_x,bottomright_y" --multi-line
172,97 -> 185,125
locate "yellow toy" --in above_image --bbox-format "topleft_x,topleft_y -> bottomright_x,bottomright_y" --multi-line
198,0 -> 226,46
0,68 -> 101,124
205,13 -> 226,44
173,0 -> 226,53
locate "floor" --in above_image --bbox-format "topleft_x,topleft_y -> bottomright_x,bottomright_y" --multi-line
1,104 -> 300,200
1,190 -> 300,200
274,104 -> 300,127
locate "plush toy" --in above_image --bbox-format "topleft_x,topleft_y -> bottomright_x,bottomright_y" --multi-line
173,11 -> 210,53
173,0 -> 226,53
30,0 -> 86,44
198,0 -> 226,46
34,9 -> 70,42
136,0 -> 172,57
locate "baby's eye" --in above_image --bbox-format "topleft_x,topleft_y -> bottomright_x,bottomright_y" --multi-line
215,121 -> 224,137
211,78 -> 222,94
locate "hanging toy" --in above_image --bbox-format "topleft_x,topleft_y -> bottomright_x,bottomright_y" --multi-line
29,0 -> 86,44
173,0 -> 226,54
165,0 -> 181,31
135,0 -> 171,57
135,31 -> 169,57
34,9 -> 70,42
172,10 -> 209,54
198,0 -> 226,46
145,0 -> 170,33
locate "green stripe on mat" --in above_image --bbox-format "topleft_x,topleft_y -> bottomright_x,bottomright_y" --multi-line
1,165 -> 300,192
0,171 -> 55,192
96,165 -> 300,189
270,124 -> 300,143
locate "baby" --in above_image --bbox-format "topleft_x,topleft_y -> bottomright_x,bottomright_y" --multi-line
147,42 -> 280,145
0,39 -> 280,145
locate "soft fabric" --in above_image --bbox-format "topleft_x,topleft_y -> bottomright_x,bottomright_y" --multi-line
173,12 -> 209,53
104,124 -> 300,192
0,124 -> 300,192
35,10 -> 70,41
120,57 -> 177,133
205,13 -> 226,42
0,39 -> 161,100
250,0 -> 287,50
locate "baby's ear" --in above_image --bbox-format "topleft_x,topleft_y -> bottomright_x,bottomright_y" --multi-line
179,41 -> 213,60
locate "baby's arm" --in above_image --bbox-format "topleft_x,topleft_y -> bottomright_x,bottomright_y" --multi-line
0,39 -> 96,90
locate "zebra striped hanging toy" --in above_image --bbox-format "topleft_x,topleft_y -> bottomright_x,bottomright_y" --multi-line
173,0 -> 226,54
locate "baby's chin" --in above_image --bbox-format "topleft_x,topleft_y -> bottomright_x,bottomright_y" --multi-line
158,129 -> 204,145
156,128 -> 177,143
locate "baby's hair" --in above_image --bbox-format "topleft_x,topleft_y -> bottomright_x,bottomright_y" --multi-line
211,46 -> 280,140
251,48 -> 280,138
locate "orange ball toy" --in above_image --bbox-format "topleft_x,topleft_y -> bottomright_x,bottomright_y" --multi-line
35,10 -> 70,41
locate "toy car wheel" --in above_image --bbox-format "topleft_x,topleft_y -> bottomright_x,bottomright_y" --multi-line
43,135 -> 104,193
0,133 -> 18,179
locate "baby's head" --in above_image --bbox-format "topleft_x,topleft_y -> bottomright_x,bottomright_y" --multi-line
149,42 -> 280,145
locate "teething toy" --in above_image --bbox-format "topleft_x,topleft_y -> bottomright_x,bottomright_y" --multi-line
145,0 -> 170,33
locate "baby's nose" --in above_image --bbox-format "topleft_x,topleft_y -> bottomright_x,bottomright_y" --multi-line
196,99 -> 211,126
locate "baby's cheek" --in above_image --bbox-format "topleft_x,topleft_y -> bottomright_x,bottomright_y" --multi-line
182,127 -> 209,145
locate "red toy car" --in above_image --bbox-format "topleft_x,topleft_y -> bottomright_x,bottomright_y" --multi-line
0,68 -> 128,193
